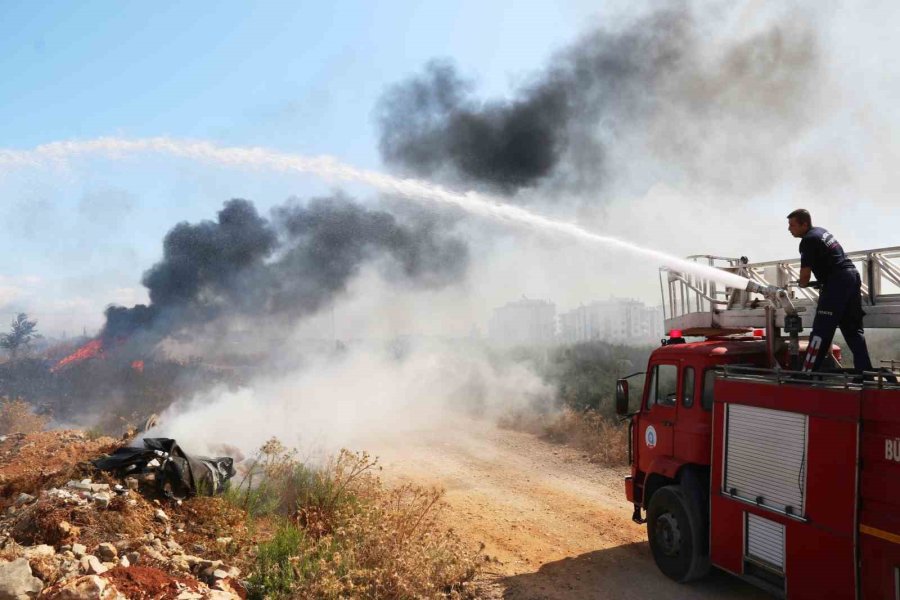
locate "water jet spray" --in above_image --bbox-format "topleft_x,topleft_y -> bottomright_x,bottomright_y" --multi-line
2,137 -> 761,295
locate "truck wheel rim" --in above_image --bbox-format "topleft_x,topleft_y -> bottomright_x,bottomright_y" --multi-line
655,513 -> 682,556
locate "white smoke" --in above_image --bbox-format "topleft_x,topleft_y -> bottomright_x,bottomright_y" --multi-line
148,339 -> 552,459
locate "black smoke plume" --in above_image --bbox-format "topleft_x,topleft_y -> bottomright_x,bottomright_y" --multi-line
377,6 -> 818,196
100,196 -> 468,343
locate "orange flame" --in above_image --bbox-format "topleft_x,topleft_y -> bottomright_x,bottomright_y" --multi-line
131,360 -> 145,373
51,339 -> 104,373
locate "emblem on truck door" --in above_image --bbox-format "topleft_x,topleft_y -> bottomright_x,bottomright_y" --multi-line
645,425 -> 657,449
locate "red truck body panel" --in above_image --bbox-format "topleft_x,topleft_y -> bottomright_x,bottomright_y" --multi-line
626,336 -> 900,598
710,377 -> 858,598
859,388 -> 900,599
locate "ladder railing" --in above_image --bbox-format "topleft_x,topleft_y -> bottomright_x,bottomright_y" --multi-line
661,246 -> 900,332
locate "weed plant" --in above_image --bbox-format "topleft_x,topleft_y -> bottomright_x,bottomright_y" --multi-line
229,439 -> 479,599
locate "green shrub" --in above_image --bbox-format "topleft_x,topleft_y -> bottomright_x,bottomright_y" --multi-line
247,523 -> 305,600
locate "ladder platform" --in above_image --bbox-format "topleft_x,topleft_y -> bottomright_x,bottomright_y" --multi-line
662,247 -> 900,334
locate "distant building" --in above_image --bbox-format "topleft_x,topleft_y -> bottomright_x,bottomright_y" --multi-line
488,297 -> 556,347
559,297 -> 664,344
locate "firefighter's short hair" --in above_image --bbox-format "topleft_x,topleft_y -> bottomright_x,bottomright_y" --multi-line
787,208 -> 812,226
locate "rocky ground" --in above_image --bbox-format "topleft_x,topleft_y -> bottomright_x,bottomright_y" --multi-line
0,431 -> 252,600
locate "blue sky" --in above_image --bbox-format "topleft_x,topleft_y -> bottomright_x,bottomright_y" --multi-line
1,1 -> 606,162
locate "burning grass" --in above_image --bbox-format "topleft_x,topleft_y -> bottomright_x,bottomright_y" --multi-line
229,440 -> 480,599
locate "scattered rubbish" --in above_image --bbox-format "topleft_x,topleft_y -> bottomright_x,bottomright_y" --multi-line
92,438 -> 235,498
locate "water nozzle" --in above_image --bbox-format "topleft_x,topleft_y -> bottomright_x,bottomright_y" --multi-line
745,280 -> 798,315
745,281 -> 781,298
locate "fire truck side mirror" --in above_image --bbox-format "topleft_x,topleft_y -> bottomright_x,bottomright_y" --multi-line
615,379 -> 629,416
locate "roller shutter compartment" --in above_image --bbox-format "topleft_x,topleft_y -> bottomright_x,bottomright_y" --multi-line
746,513 -> 785,571
724,404 -> 807,515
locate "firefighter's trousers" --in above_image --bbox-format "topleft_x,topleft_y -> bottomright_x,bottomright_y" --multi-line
803,269 -> 873,372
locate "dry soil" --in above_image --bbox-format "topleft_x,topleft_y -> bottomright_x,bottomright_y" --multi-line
360,420 -> 770,600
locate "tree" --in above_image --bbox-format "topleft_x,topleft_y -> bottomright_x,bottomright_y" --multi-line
0,313 -> 40,360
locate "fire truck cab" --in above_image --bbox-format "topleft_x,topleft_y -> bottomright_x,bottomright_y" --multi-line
617,249 -> 900,598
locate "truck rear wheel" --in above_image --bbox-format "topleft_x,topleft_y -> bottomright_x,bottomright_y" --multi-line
647,485 -> 709,582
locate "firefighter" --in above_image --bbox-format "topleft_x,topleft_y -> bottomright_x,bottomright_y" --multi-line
787,209 -> 873,372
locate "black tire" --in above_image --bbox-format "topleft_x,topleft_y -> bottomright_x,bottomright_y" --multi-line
646,485 -> 710,582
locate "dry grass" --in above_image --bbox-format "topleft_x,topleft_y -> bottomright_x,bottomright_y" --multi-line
502,408 -> 628,466
0,398 -> 48,435
231,441 -> 480,599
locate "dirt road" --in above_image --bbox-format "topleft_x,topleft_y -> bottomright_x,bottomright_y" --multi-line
363,420 -> 769,600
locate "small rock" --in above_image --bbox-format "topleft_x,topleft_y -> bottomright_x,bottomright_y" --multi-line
200,563 -> 225,581
174,591 -> 203,600
141,546 -> 167,563
183,555 -> 203,568
215,537 -> 232,546
0,558 -> 43,599
21,545 -> 55,560
91,493 -> 111,509
82,555 -> 107,576
125,552 -> 139,565
165,540 -> 182,553
211,568 -> 229,580
96,543 -> 117,562
118,556 -> 130,569
198,559 -> 222,571
14,493 -> 35,507
207,590 -> 241,600
153,509 -> 169,523
72,544 -> 87,558
57,521 -> 74,537
5,507 -> 16,517
124,477 -> 138,491
66,481 -> 110,494
52,574 -> 119,600
169,555 -> 190,572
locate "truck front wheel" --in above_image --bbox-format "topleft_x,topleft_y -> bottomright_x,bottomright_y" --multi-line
646,485 -> 709,582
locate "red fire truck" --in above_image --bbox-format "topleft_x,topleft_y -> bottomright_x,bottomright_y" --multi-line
616,248 -> 900,598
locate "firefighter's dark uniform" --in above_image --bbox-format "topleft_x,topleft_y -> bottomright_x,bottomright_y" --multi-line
800,226 -> 873,372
